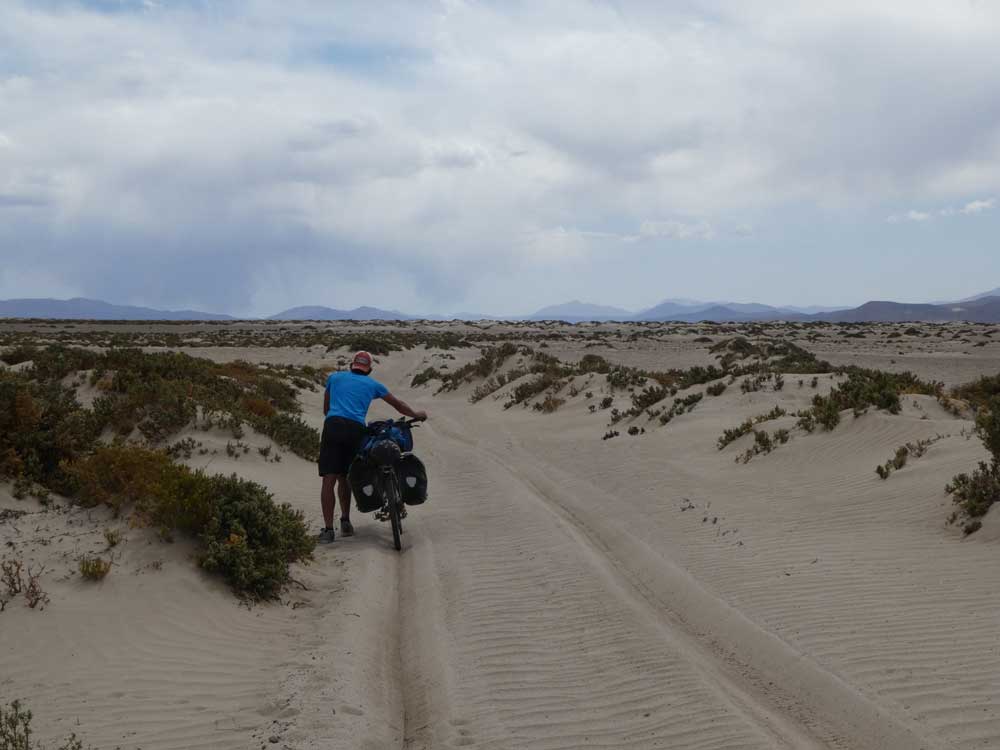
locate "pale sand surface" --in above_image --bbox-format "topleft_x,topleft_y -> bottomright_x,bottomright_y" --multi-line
2,322 -> 1000,749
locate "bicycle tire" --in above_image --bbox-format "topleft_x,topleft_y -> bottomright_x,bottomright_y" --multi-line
386,473 -> 402,551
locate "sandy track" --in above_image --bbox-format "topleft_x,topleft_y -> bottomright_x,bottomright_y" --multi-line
4,340 -> 999,749
386,408 -> 949,750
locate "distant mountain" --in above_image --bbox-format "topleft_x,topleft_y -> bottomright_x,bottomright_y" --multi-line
779,305 -> 844,314
0,297 -> 232,320
956,287 -> 1000,303
269,305 -> 412,321
528,300 -> 633,322
664,305 -> 794,323
814,296 -> 1000,323
634,299 -> 845,321
634,300 -> 709,319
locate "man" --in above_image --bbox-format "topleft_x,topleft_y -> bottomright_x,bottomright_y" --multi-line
317,350 -> 427,543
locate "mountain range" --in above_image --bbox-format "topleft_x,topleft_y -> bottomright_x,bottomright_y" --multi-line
2,292 -> 1000,323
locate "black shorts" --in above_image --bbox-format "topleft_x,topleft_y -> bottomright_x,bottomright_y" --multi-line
318,417 -> 367,476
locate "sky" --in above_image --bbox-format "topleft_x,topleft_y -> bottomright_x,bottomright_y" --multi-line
1,0 -> 999,317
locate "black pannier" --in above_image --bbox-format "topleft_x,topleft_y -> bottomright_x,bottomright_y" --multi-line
397,454 -> 428,506
348,457 -> 383,513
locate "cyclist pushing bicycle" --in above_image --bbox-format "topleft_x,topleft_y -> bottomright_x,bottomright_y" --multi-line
317,351 -> 427,544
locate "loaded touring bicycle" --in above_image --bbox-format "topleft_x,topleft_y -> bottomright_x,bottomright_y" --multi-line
348,417 -> 428,551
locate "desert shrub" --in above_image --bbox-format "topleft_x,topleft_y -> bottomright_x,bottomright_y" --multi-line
892,445 -> 909,470
441,343 -> 522,389
659,392 -> 703,425
165,437 -> 199,460
533,395 -> 565,413
706,382 -> 727,397
773,428 -> 790,444
0,345 -> 101,380
947,462 -> 1000,519
65,446 -> 313,598
78,556 -> 112,581
606,366 -> 647,390
601,430 -> 619,440
0,700 -> 91,750
755,406 -> 787,424
337,336 -> 396,356
946,398 -> 1000,531
241,395 -> 277,419
577,354 -> 611,373
798,368 -> 939,432
410,367 -> 442,387
198,474 -> 314,600
504,373 -> 562,408
104,528 -> 122,548
630,385 -> 670,411
0,372 -> 102,492
65,445 -> 182,515
974,395 -> 1000,460
599,396 -> 613,410
469,378 -> 502,403
252,413 -> 319,462
718,420 -> 753,450
754,430 -> 773,453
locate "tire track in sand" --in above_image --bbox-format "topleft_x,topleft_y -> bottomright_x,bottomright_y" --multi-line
393,417 -> 838,750
420,415 -> 945,750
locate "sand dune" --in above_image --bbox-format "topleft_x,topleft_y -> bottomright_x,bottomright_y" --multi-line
2,323 -> 999,749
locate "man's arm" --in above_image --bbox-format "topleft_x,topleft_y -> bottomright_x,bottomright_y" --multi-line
323,387 -> 330,417
382,392 -> 428,420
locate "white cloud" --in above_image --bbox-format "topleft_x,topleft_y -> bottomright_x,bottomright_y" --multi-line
2,1 -> 1000,312
887,210 -> 931,223
891,198 -> 994,223
960,197 -> 995,214
639,220 -> 716,240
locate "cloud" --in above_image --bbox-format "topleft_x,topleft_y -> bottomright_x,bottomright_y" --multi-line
960,197 -> 995,214
2,2 -> 1000,313
639,220 -> 716,240
887,210 -> 931,223
892,197 -> 994,223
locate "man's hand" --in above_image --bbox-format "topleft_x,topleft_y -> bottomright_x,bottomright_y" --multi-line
383,393 -> 426,420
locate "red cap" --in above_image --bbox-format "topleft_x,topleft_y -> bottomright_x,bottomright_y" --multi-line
351,351 -> 373,373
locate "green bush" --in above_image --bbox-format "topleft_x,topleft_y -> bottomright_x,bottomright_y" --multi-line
796,368 -> 939,432
975,395 -> 1000,460
0,700 -> 91,750
718,420 -> 753,450
951,374 -> 1000,411
947,462 -> 1000,519
706,382 -> 727,397
199,474 -> 314,600
0,372 -> 101,492
66,446 -> 313,598
410,367 -> 442,387
78,556 -> 112,581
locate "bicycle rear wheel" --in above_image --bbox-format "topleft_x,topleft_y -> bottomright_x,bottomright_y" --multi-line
385,473 -> 403,551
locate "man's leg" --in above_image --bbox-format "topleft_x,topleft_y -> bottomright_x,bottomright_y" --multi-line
321,474 -> 337,529
336,474 -> 352,519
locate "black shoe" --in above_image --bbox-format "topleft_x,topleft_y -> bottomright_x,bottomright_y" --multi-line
317,527 -> 336,544
340,517 -> 355,537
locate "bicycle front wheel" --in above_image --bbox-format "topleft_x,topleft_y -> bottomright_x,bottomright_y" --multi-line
385,473 -> 402,551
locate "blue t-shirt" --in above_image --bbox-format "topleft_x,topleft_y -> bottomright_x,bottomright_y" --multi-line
325,371 -> 390,425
